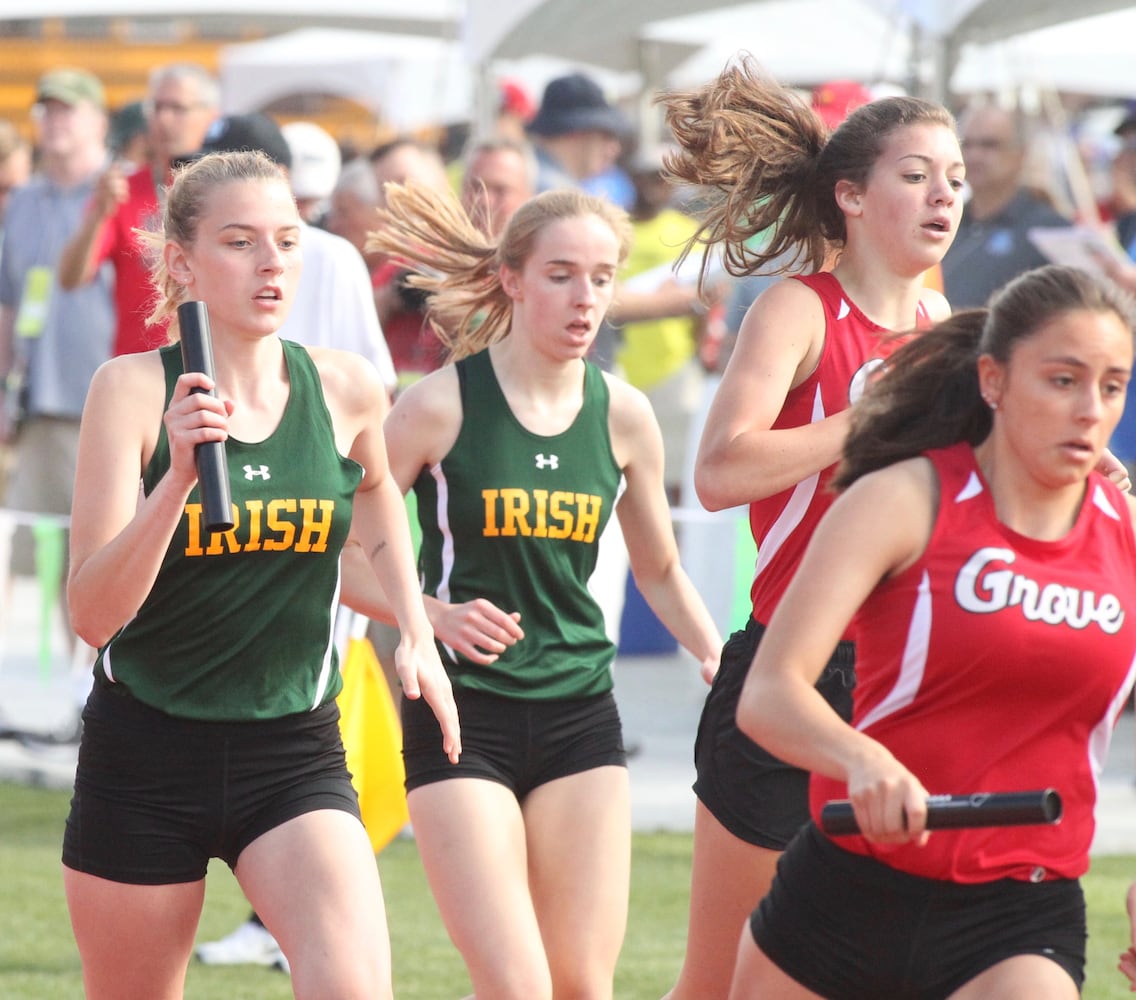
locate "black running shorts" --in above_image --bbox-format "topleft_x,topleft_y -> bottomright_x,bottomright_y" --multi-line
63,679 -> 361,884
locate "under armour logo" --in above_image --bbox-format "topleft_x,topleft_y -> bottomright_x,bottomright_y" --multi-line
243,464 -> 271,480
535,454 -> 559,470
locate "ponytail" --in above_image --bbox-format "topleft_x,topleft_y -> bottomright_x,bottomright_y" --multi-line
367,184 -> 632,362
660,56 -> 955,293
834,311 -> 991,489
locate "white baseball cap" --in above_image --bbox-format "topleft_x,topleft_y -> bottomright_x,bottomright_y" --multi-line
282,121 -> 342,201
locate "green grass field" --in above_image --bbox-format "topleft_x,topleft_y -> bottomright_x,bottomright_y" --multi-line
1,781 -> 1132,999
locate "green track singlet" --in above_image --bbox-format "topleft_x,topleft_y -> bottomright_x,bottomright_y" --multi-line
414,349 -> 623,700
95,340 -> 362,721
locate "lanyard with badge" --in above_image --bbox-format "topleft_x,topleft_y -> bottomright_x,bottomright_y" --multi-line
14,264 -> 52,340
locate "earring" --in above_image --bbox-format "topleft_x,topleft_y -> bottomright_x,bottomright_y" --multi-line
984,398 -> 998,411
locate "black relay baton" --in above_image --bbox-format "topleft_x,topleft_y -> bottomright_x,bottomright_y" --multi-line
820,789 -> 1063,836
177,301 -> 234,533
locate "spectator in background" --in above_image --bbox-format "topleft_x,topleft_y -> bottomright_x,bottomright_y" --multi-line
370,137 -> 449,202
1110,103 -> 1136,255
58,62 -> 219,355
495,78 -> 536,143
108,100 -> 148,169
811,79 -> 872,131
282,120 -> 342,226
0,119 -> 30,189
445,81 -> 537,196
527,72 -> 632,200
0,69 -> 114,648
583,142 -> 636,212
460,136 -> 536,239
1085,234 -> 1136,472
942,104 -> 1071,308
611,149 -> 712,505
327,156 -> 383,263
369,137 -> 451,385
0,119 -> 32,253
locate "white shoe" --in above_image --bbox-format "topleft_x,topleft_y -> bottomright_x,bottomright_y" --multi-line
195,919 -> 290,973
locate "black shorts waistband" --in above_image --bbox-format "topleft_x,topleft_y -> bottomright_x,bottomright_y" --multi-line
745,617 -> 855,672
89,675 -> 339,739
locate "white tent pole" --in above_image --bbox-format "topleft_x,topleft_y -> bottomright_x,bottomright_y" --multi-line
637,36 -> 663,154
473,61 -> 496,138
1038,86 -> 1101,227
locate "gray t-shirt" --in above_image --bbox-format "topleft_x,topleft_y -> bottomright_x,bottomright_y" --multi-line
0,173 -> 114,418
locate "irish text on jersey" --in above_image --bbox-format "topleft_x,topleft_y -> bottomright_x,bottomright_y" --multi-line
481,488 -> 603,542
183,499 -> 336,555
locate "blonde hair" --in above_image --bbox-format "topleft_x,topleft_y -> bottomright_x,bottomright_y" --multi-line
367,183 -> 632,361
661,56 -> 955,286
137,150 -> 289,339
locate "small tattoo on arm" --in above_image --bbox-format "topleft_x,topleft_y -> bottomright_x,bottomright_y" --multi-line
370,541 -> 388,560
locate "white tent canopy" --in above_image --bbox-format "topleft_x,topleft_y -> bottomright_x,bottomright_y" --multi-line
5,1 -> 1136,133
651,3 -> 1136,99
649,0 -> 913,91
4,0 -> 1135,86
952,7 -> 1136,98
461,0 -> 703,77
218,28 -> 472,130
464,0 -> 1136,100
0,0 -> 462,36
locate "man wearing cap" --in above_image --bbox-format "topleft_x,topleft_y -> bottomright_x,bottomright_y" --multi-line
282,120 -> 342,226
811,79 -> 873,130
495,78 -> 536,143
942,104 -> 1071,308
527,72 -> 632,197
58,62 -> 219,355
0,68 -> 115,645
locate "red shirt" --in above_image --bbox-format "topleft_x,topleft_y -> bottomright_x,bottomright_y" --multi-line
372,260 -> 442,382
92,166 -> 168,355
748,272 -> 928,633
812,443 -> 1136,882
